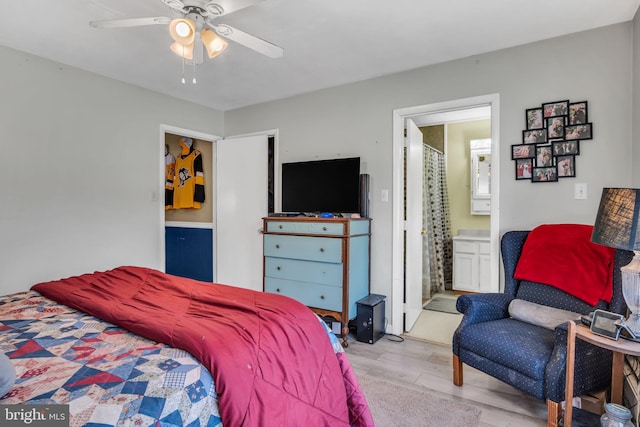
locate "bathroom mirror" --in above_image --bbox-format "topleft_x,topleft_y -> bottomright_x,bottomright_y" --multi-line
470,139 -> 491,215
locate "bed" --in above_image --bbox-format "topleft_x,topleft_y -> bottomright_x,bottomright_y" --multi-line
0,266 -> 374,427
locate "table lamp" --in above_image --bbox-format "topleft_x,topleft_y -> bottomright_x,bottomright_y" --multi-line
591,188 -> 640,336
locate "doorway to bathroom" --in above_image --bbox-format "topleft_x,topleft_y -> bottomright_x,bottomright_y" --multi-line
390,94 -> 500,338
407,113 -> 491,343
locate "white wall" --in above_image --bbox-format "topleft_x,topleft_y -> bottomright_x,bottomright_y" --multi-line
634,9 -> 640,187
225,23 -> 635,330
0,45 -> 224,294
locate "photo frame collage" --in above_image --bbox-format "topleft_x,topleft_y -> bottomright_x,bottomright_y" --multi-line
512,100 -> 592,182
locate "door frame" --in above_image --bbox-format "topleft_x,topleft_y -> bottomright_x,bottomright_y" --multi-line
390,94 -> 500,335
158,124 -> 221,273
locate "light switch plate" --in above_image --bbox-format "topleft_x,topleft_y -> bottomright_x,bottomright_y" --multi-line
574,183 -> 587,200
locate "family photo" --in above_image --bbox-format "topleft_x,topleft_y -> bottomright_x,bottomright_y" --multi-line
516,98 -> 592,182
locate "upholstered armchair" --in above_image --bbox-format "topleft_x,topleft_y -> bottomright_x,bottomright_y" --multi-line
452,227 -> 633,427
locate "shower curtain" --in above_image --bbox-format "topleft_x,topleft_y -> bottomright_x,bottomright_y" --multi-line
423,145 -> 453,296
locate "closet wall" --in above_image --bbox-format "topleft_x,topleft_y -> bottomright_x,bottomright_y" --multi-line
164,133 -> 214,282
165,133 -> 213,222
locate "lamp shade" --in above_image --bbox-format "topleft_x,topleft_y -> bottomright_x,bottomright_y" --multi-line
200,28 -> 228,58
592,188 -> 640,251
169,18 -> 196,46
170,42 -> 193,60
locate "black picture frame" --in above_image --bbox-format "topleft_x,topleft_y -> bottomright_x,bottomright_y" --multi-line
546,117 -> 565,139
512,144 -> 536,160
543,100 -> 569,118
526,107 -> 543,130
569,101 -> 588,125
536,145 -> 553,167
515,158 -> 533,180
556,155 -> 576,178
552,140 -> 579,156
564,123 -> 593,141
516,98 -> 593,182
522,129 -> 547,144
532,166 -> 558,182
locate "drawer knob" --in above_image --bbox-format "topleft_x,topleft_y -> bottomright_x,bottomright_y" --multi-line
320,295 -> 325,300
275,244 -> 280,249
278,225 -> 283,229
320,248 -> 324,252
276,266 -> 281,271
276,288 -> 280,292
322,226 -> 327,231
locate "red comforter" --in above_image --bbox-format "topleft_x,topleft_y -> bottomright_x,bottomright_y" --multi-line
32,266 -> 372,427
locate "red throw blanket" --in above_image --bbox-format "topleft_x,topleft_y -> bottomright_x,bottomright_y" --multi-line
32,266 -> 368,427
513,224 -> 616,305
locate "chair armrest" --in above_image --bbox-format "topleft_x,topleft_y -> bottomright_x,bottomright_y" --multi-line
452,293 -> 512,355
456,293 -> 511,324
545,322 -> 614,402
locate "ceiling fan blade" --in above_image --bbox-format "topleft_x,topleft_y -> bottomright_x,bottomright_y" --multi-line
89,17 -> 171,29
211,24 -> 283,58
207,0 -> 265,17
161,0 -> 186,13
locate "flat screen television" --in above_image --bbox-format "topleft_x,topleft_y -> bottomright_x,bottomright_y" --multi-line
281,157 -> 360,214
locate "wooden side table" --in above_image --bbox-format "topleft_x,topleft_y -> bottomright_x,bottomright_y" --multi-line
564,320 -> 640,426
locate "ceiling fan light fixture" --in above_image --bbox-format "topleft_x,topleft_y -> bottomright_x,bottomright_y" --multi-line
200,28 -> 228,58
170,41 -> 194,60
169,18 -> 196,45
175,22 -> 191,37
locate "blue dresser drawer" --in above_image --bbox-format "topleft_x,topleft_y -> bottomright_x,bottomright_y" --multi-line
266,221 -> 345,235
265,278 -> 342,312
264,257 -> 343,287
264,234 -> 342,263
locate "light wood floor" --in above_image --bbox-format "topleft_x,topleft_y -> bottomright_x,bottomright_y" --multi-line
344,333 -> 549,426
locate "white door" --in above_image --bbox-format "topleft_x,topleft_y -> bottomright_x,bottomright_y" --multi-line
215,134 -> 268,291
405,119 -> 424,331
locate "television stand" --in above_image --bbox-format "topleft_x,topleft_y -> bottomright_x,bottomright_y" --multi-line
262,216 -> 371,346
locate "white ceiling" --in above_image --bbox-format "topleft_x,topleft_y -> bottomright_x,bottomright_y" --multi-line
1,0 -> 639,111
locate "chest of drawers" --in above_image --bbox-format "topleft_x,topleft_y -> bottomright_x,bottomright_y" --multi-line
262,217 -> 371,345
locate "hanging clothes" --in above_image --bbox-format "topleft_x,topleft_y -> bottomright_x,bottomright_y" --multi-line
165,146 -> 176,210
173,137 -> 205,209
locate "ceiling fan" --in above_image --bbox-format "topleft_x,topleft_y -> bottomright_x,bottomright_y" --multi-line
89,0 -> 283,64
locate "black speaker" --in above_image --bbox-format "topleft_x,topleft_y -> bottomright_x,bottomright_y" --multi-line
356,294 -> 385,344
359,173 -> 370,218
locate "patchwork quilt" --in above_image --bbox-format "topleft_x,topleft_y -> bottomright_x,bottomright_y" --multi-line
0,285 -> 369,427
0,291 -> 221,426
31,266 -> 372,427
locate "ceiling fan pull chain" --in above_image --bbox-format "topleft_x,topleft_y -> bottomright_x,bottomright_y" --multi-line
181,47 -> 186,84
192,57 -> 197,84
